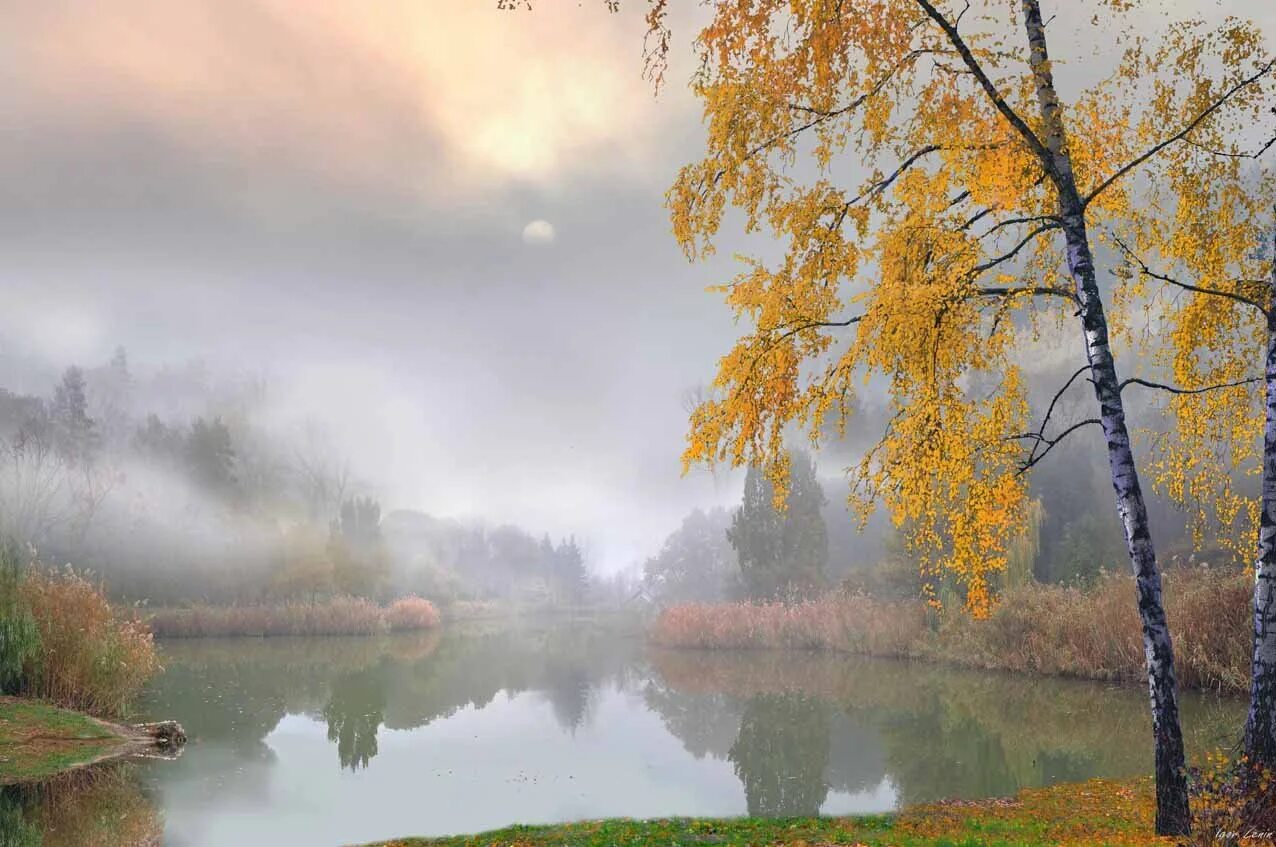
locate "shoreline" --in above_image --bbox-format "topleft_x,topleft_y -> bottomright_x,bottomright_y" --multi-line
360,778 -> 1173,846
0,696 -> 182,784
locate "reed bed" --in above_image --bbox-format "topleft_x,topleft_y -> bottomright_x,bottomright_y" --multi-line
14,568 -> 160,717
651,565 -> 1252,695
148,594 -> 440,638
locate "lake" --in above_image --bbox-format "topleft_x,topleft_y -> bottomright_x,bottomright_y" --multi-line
1,617 -> 1245,846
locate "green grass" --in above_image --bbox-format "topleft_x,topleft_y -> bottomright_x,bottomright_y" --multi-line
367,779 -> 1176,846
0,696 -> 128,783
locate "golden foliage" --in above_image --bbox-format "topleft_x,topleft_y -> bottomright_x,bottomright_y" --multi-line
667,0 -> 1274,616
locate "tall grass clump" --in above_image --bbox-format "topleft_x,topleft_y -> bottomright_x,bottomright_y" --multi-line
937,565 -> 1250,692
651,564 -> 1251,694
148,595 -> 441,638
16,566 -> 160,717
0,545 -> 40,695
651,593 -> 927,658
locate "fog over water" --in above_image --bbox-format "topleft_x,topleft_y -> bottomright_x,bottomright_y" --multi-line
1,0 -> 1273,573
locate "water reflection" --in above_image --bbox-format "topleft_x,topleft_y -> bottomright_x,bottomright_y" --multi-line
0,620 -> 1248,845
1,765 -> 160,847
730,693 -> 830,816
323,665 -> 387,770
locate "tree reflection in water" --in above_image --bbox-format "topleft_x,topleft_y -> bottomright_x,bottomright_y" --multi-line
729,693 -> 830,816
323,664 -> 388,770
0,764 -> 160,847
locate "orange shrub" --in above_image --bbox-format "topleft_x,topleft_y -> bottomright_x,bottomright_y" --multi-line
17,567 -> 160,717
384,595 -> 440,631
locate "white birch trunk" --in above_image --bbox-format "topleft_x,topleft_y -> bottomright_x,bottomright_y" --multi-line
1246,220 -> 1276,769
1019,0 -> 1190,834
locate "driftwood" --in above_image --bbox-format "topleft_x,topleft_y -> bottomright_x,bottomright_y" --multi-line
132,720 -> 187,749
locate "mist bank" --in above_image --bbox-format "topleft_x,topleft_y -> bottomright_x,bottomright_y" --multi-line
0,347 -> 636,609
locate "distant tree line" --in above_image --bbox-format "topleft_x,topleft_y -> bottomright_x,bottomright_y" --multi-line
0,347 -> 602,607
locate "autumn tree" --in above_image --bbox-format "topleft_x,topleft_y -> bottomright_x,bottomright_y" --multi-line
1120,200 -> 1276,771
623,0 -> 1273,833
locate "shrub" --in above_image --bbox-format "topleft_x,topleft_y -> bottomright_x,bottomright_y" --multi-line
0,546 -> 40,694
384,595 -> 440,632
16,567 -> 160,717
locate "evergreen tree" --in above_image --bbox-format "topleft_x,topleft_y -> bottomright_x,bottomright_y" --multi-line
49,366 -> 98,464
186,416 -> 237,500
728,451 -> 827,601
329,496 -> 389,598
555,536 -> 588,604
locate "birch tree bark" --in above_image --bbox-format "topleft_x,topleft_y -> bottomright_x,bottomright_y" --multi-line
1018,0 -> 1189,834
1247,221 -> 1276,770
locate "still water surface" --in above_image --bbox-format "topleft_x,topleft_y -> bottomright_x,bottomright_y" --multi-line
2,618 -> 1245,845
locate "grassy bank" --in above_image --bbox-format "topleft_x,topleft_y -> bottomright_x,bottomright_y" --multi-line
0,697 -> 131,783
148,594 -> 440,638
367,778 -> 1175,846
652,565 -> 1250,694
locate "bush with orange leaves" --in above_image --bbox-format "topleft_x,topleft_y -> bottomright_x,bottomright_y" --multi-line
16,566 -> 160,717
384,595 -> 441,632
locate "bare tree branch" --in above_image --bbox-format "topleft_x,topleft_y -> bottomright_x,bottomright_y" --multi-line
970,285 -> 1078,304
968,221 -> 1060,276
1084,59 -> 1276,207
1111,235 -> 1271,318
1119,376 -> 1263,396
1012,417 -> 1102,474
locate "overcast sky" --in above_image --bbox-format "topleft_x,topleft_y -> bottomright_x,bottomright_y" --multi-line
1,0 -> 1272,571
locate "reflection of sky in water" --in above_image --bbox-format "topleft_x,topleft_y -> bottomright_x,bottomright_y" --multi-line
154,686 -> 899,847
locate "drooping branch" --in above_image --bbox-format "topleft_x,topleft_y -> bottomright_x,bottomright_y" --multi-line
1011,417 -> 1102,474
843,145 -> 941,207
1111,235 -> 1271,318
1007,363 -> 1092,472
766,315 -> 864,344
970,285 -> 1078,305
911,0 -> 1059,185
1084,58 -> 1276,207
1183,131 -> 1276,161
718,48 -> 934,189
1119,376 -> 1263,396
968,221 -> 1061,276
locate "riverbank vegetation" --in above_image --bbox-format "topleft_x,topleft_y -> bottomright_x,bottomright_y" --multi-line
148,594 -> 440,638
0,551 -> 158,718
652,565 -> 1249,695
367,778 -> 1172,847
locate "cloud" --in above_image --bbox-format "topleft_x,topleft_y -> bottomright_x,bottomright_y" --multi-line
0,1 -> 676,215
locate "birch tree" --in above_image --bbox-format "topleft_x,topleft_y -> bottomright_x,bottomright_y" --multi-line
1117,186 -> 1276,773
624,0 -> 1273,834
